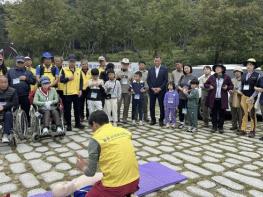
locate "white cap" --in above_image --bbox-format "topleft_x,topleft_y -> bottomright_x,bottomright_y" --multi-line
233,66 -> 243,73
98,56 -> 106,61
121,58 -> 130,64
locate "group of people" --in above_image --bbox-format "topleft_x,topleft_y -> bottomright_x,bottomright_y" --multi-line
0,51 -> 263,143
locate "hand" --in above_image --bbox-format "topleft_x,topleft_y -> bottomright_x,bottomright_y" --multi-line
19,76 -> 27,81
156,88 -> 161,93
76,154 -> 88,172
229,90 -> 233,94
209,85 -> 214,90
222,85 -> 228,90
254,87 -> 263,92
78,90 -> 82,97
247,97 -> 254,104
0,106 -> 3,111
68,76 -> 74,81
183,89 -> 188,94
45,102 -> 51,110
140,88 -> 146,93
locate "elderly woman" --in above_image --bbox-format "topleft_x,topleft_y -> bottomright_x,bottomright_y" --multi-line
33,76 -> 63,135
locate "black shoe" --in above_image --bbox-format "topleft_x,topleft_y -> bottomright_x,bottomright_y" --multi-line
150,121 -> 156,125
259,136 -> 263,141
211,127 -> 217,133
237,130 -> 246,136
75,124 -> 85,129
159,122 -> 164,127
248,131 -> 255,138
203,122 -> 209,127
218,128 -> 224,134
144,119 -> 150,123
230,127 -> 237,130
67,126 -> 72,131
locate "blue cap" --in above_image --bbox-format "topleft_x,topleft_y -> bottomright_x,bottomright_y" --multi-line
68,54 -> 76,61
16,56 -> 25,63
40,76 -> 51,85
42,52 -> 53,59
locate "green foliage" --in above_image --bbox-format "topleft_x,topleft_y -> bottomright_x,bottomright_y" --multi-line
3,0 -> 263,67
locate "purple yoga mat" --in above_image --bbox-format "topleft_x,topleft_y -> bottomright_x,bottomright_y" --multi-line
136,162 -> 187,196
29,162 -> 187,197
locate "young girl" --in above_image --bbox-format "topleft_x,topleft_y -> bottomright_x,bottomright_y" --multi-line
163,82 -> 179,128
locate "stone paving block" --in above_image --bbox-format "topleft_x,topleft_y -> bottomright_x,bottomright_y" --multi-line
19,173 -> 39,188
212,176 -> 244,190
9,163 -> 26,174
41,171 -> 64,183
187,186 -> 214,197
29,159 -> 52,173
5,153 -> 21,163
0,172 -> 11,183
0,183 -> 17,194
217,188 -> 246,197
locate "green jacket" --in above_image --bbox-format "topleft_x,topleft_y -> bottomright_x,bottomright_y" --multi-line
33,87 -> 58,110
187,88 -> 199,109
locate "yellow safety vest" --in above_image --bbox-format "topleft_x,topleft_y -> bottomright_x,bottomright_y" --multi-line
82,70 -> 91,90
39,64 -> 57,85
62,66 -> 82,95
92,123 -> 139,187
57,68 -> 64,91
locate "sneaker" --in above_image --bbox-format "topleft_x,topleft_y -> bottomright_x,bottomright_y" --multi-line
159,122 -> 164,127
259,136 -> 263,141
150,121 -> 156,125
113,122 -> 117,127
192,128 -> 197,132
172,124 -> 176,128
237,130 -> 246,136
211,127 -> 217,133
248,131 -> 255,138
67,126 -> 72,131
179,124 -> 184,129
132,120 -> 136,125
42,128 -> 49,135
139,121 -> 143,126
2,134 -> 9,143
187,127 -> 192,132
166,123 -> 170,128
218,128 -> 224,134
56,127 -> 63,133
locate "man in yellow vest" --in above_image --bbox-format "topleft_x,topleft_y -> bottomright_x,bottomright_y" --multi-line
60,54 -> 84,131
54,56 -> 64,100
76,110 -> 140,197
36,52 -> 59,87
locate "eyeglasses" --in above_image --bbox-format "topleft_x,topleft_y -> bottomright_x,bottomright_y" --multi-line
17,61 -> 24,64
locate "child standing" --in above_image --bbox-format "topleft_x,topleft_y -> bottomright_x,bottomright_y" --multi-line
130,71 -> 146,125
164,82 -> 179,128
87,68 -> 105,114
183,79 -> 199,132
104,69 -> 122,126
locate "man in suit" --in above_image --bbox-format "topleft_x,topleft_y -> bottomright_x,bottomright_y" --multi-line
147,56 -> 168,126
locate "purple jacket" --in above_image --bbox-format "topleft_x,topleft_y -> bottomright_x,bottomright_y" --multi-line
204,74 -> 233,110
163,90 -> 179,109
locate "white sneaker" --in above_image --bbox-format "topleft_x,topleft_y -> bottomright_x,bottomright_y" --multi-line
187,126 -> 192,132
132,120 -> 136,125
166,123 -> 170,128
192,128 -> 197,132
56,127 -> 63,133
42,128 -> 49,135
172,124 -> 176,128
2,134 -> 9,143
179,124 -> 184,129
139,121 -> 143,126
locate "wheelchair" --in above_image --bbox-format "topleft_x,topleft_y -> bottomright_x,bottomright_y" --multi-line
30,100 -> 65,142
0,107 -> 29,147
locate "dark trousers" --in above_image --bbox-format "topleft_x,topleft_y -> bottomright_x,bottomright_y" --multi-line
19,95 -> 30,125
149,92 -> 165,123
80,89 -> 89,119
178,99 -> 188,123
64,95 -> 81,127
132,97 -> 143,121
211,99 -> 225,129
57,90 -> 64,104
3,111 -> 13,135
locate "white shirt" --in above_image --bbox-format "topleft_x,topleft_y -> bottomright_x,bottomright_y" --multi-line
155,66 -> 161,78
216,78 -> 224,98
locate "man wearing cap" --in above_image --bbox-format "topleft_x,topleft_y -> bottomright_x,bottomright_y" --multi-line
7,56 -> 36,123
239,58 -> 261,137
0,75 -> 18,143
0,53 -> 8,76
60,54 -> 84,131
116,58 -> 133,123
229,66 -> 243,132
25,56 -> 37,91
147,56 -> 168,126
36,52 -> 59,87
98,56 -> 106,75
204,63 -> 233,133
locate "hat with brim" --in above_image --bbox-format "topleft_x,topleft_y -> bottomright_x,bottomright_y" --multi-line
121,58 -> 130,64
25,56 -> 31,61
16,56 -> 25,63
98,56 -> 106,61
40,76 -> 51,85
243,58 -> 258,68
212,63 -> 226,73
233,66 -> 243,73
68,54 -> 76,61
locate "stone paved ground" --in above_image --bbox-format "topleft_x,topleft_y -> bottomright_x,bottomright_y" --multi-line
1,116 -> 263,197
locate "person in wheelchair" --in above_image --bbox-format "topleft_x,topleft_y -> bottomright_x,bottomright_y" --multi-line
0,75 -> 18,143
33,76 -> 63,135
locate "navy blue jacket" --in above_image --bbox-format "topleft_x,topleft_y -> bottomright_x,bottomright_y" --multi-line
258,76 -> 263,105
147,65 -> 168,93
7,66 -> 36,96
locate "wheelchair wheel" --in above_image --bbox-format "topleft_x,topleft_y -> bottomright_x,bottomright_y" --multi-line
32,133 -> 39,142
15,109 -> 28,140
